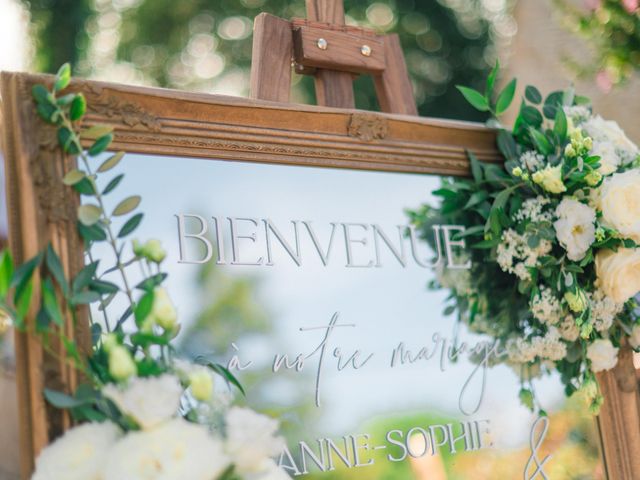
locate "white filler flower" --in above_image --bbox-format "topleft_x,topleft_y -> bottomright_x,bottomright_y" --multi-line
587,339 -> 619,372
103,374 -> 183,429
32,422 -> 121,480
225,407 -> 286,475
104,418 -> 229,480
554,198 -> 596,261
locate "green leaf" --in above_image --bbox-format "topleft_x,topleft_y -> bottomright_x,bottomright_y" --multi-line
472,238 -> 500,249
73,178 -> 96,196
493,188 -> 513,211
97,151 -> 124,173
554,107 -> 568,142
57,127 -> 75,153
15,278 -> 34,321
78,204 -> 102,226
562,86 -> 575,106
72,262 -> 99,293
134,290 -> 155,327
56,93 -> 76,106
486,60 -> 499,98
45,244 -> 68,297
32,84 -> 50,104
42,277 -> 64,326
81,124 -> 113,140
118,213 -> 144,238
36,102 -> 58,123
102,174 -> 124,195
62,169 -> 86,186
135,273 -> 167,292
204,361 -> 246,396
0,250 -> 14,298
91,323 -> 102,346
529,128 -> 553,155
497,130 -> 518,160
44,388 -> 88,409
464,191 -> 488,209
77,222 -> 107,243
524,86 -> 542,104
69,94 -> 86,121
11,252 -> 42,292
112,196 -> 141,216
495,78 -> 517,115
88,134 -> 113,156
71,291 -> 101,305
521,105 -> 543,127
468,151 -> 483,183
54,63 -> 71,91
89,279 -> 119,295
456,86 -> 489,112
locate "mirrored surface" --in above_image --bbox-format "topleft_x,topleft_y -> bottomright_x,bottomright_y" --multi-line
90,153 -> 602,479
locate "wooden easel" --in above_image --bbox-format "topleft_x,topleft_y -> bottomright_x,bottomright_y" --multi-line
250,0 -> 417,115
248,2 -> 640,479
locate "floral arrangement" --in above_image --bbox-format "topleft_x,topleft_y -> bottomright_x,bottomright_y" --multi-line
409,62 -> 640,414
0,64 -> 289,480
555,0 -> 640,90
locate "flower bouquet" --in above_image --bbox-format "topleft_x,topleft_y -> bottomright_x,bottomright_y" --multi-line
0,64 -> 289,480
409,62 -> 640,413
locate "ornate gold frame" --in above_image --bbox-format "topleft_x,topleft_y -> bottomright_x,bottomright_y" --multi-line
1,71 -> 638,479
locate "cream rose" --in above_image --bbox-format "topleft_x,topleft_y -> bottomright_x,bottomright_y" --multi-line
590,141 -> 620,175
596,248 -> 640,303
583,115 -> 638,164
586,338 -> 619,372
599,169 -> 640,242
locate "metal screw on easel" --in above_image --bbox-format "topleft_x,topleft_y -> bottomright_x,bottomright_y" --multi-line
360,45 -> 372,57
317,38 -> 328,50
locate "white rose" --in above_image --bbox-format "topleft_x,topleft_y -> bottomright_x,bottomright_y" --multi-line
554,198 -> 596,261
583,115 -> 638,164
104,418 -> 229,480
599,170 -> 640,242
243,460 -> 291,480
103,374 -> 183,430
32,422 -> 121,480
225,407 -> 286,474
596,247 -> 640,303
586,338 -> 619,372
629,325 -> 640,349
590,141 -> 620,175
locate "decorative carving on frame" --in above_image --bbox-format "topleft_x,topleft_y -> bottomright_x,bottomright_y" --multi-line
347,112 -> 389,141
84,84 -> 161,131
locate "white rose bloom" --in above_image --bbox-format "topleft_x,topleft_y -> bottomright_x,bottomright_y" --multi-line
553,198 -> 596,261
596,248 -> 640,303
599,169 -> 640,242
587,339 -> 619,372
32,422 -> 121,480
103,374 -> 183,430
629,325 -> 640,349
243,460 -> 291,480
104,418 -> 230,480
225,407 -> 286,474
590,141 -> 620,175
583,115 -> 638,165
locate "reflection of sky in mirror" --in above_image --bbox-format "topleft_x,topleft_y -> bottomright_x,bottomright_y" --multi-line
91,153 -> 567,451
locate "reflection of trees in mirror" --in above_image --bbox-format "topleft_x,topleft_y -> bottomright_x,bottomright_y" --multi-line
179,256 -> 318,441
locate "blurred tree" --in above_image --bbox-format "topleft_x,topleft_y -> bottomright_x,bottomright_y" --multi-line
21,0 -> 516,121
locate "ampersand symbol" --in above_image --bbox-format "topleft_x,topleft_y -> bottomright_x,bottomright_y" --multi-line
524,416 -> 552,480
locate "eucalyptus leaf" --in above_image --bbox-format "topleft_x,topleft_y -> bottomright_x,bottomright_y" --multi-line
42,278 -> 64,326
71,291 -> 101,305
54,63 -> 71,91
89,134 -> 113,156
44,388 -> 88,409
45,244 -> 68,297
103,174 -> 124,195
70,94 -> 86,121
81,124 -> 114,140
78,204 -> 102,226
77,222 -> 107,243
73,262 -> 99,293
62,169 -> 86,186
97,151 -> 124,173
525,85 -> 542,104
32,84 -> 50,104
113,196 -> 141,216
118,213 -> 144,238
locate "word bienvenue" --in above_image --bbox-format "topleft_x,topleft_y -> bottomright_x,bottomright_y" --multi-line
175,213 -> 472,269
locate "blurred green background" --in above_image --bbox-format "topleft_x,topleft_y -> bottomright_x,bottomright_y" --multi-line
6,0 -> 520,121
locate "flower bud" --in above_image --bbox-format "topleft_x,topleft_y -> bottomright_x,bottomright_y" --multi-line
585,170 -> 602,187
143,239 -> 166,264
564,144 -> 576,158
109,345 -> 136,381
595,227 -> 606,242
151,287 -> 178,330
189,369 -> 214,401
521,172 -> 530,182
512,166 -> 523,177
565,290 -> 588,313
583,136 -> 593,150
102,333 -> 118,351
132,239 -> 145,257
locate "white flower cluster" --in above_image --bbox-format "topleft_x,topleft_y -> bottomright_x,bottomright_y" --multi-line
513,196 -> 553,223
557,315 -> 580,342
507,327 -> 567,364
32,372 -> 289,480
589,289 -> 624,332
519,151 -> 545,171
530,287 -> 563,325
497,229 -> 552,281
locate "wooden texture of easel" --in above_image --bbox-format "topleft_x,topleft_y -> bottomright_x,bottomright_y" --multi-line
249,1 -> 640,478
